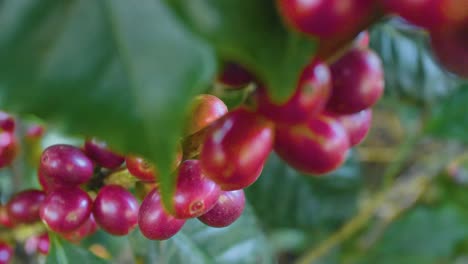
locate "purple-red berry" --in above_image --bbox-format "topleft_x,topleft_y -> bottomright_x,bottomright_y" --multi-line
61,215 -> 98,243
93,185 -> 139,236
39,187 -> 92,233
39,144 -> 94,186
25,233 -> 50,255
256,60 -> 331,124
326,48 -> 384,114
198,190 -> 245,228
173,160 -> 220,219
0,132 -> 17,169
218,62 -> 255,88
327,109 -> 372,147
6,189 -> 45,224
0,112 -> 15,133
275,114 -> 350,175
138,189 -> 186,240
84,138 -> 125,169
185,95 -> 228,135
200,108 -> 274,190
0,241 -> 13,264
126,146 -> 182,182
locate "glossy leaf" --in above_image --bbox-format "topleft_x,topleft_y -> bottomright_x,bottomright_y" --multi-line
168,0 -> 317,102
46,235 -> 107,264
0,0 -> 216,207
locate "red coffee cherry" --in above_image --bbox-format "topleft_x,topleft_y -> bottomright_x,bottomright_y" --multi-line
0,132 -> 17,169
198,190 -> 245,228
39,144 -> 94,186
0,241 -> 13,264
25,124 -> 45,140
126,145 -> 182,182
275,114 -> 350,175
382,0 -> 468,30
185,94 -> 228,135
6,189 -> 45,224
37,170 -> 64,193
277,0 -> 373,38
0,112 -> 15,132
61,215 -> 98,243
327,109 -> 372,147
84,138 -> 125,169
138,189 -> 186,240
430,23 -> 468,78
25,233 -> 50,255
326,48 -> 384,114
218,62 -> 255,88
200,108 -> 274,190
93,185 -> 139,236
173,160 -> 220,219
256,60 -> 331,124
39,187 -> 92,233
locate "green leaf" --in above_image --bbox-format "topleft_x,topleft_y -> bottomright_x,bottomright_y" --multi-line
246,153 -> 362,233
167,0 -> 317,102
46,235 -> 107,264
128,205 -> 275,264
359,204 -> 468,264
370,20 -> 460,104
0,0 -> 216,207
426,84 -> 468,142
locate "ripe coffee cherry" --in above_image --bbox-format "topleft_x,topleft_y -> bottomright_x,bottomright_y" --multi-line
126,146 -> 182,182
139,189 -> 186,240
40,187 -> 92,233
355,31 -> 370,49
61,215 -> 98,243
327,109 -> 372,147
25,124 -> 45,140
38,170 -> 63,193
173,160 -> 220,219
6,189 -> 45,224
198,190 -> 245,228
256,60 -> 331,124
200,108 -> 274,190
218,62 -> 255,87
326,48 -> 384,114
277,0 -> 373,38
185,95 -> 228,135
93,185 -> 139,236
0,241 -> 13,264
39,144 -> 94,186
275,114 -> 350,175
382,0 -> 468,30
430,24 -> 468,78
0,112 -> 15,132
0,132 -> 17,169
0,206 -> 13,228
84,138 -> 125,169
25,233 -> 50,255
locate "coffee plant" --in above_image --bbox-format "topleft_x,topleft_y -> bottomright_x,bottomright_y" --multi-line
0,1 -> 468,263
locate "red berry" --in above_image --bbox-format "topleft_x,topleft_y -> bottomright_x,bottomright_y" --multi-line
39,144 -> 94,186
6,189 -> 45,224
37,170 -> 64,193
327,109 -> 372,147
0,206 -> 14,228
382,0 -> 468,30
0,132 -> 17,169
355,31 -> 370,49
25,124 -> 45,140
0,112 -> 15,132
126,146 -> 182,182
138,189 -> 186,240
218,62 -> 255,87
277,0 -> 373,38
275,114 -> 350,175
200,108 -> 274,190
61,215 -> 98,243
185,95 -> 228,135
39,187 -> 92,233
0,241 -> 13,264
326,48 -> 384,114
25,233 -> 49,255
430,24 -> 468,78
84,138 -> 125,169
173,160 -> 220,219
93,185 -> 139,236
256,60 -> 331,124
198,190 -> 245,228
